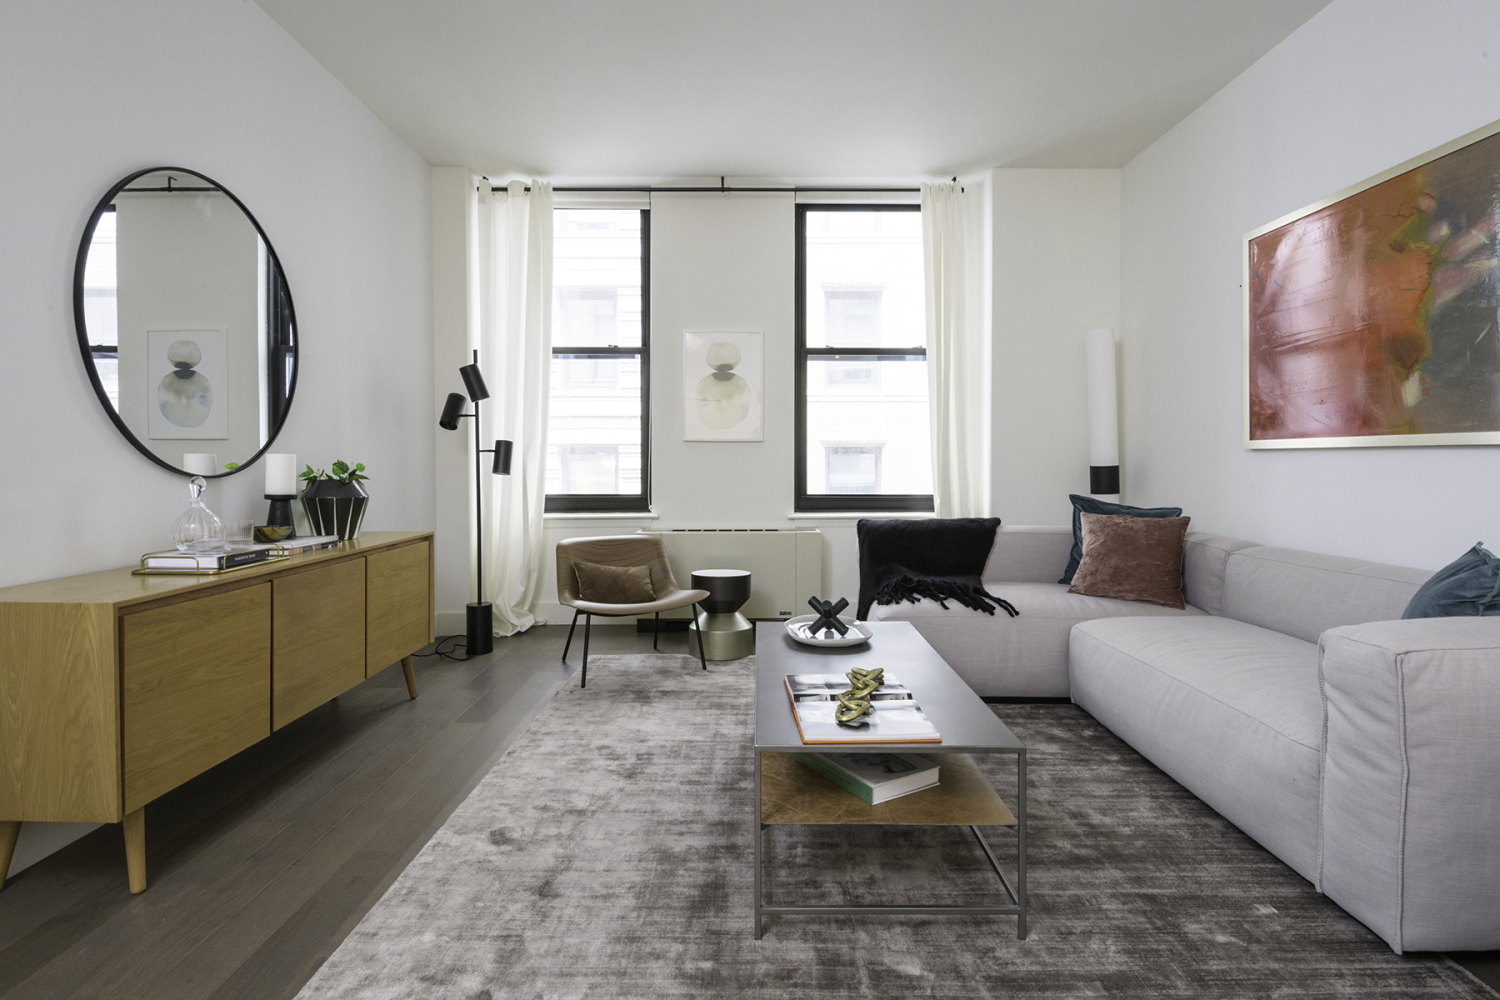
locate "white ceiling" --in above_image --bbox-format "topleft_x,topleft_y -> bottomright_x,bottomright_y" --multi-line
254,0 -> 1333,182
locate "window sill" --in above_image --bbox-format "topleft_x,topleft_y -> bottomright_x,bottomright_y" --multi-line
786,511 -> 934,520
544,511 -> 659,521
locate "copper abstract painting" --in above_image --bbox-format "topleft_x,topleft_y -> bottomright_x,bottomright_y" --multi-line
1245,121 -> 1500,448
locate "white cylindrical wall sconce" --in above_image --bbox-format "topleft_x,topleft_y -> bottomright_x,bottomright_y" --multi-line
1085,328 -> 1120,502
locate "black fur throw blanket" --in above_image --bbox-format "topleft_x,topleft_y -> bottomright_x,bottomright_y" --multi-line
856,517 -> 1018,620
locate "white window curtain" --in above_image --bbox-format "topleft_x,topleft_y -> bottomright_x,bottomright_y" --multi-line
472,179 -> 553,636
922,181 -> 990,519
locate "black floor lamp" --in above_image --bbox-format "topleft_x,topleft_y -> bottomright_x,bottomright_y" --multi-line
439,349 -> 514,656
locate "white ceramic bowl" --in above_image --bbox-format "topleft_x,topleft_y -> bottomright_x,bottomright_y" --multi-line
784,614 -> 873,647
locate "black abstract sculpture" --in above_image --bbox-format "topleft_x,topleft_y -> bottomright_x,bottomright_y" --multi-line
807,595 -> 850,637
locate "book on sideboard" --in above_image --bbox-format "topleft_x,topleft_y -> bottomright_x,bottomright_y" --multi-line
137,546 -> 284,573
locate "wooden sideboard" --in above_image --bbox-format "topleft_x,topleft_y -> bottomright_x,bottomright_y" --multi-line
0,531 -> 434,894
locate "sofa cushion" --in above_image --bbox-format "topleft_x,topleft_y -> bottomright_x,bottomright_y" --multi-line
1222,547 -> 1431,643
1069,615 -> 1322,881
1182,532 -> 1260,617
872,582 -> 1203,697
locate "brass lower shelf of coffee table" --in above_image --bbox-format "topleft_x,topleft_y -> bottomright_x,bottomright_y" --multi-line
760,752 -> 1017,827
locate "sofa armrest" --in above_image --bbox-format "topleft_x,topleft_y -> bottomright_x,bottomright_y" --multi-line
1317,617 -> 1500,953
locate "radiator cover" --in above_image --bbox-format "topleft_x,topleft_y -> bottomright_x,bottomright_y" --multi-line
636,529 -> 823,621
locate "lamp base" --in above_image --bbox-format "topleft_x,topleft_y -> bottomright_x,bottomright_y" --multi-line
466,602 -> 494,656
263,495 -> 298,539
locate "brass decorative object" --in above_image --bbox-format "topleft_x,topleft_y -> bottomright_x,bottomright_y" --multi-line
834,667 -> 886,726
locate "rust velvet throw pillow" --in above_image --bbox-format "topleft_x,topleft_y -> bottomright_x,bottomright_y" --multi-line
1067,513 -> 1192,609
574,561 -> 656,605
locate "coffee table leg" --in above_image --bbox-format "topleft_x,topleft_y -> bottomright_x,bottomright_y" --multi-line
1017,748 -> 1028,940
754,751 -> 764,940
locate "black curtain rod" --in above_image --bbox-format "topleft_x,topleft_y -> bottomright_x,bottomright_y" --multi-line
120,185 -> 220,193
484,181 -> 920,195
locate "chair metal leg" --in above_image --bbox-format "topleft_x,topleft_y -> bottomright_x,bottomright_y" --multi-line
693,603 -> 707,670
562,609 -> 581,662
653,611 -> 660,651
581,614 -> 592,688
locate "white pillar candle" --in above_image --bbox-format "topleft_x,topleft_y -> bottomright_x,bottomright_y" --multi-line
265,453 -> 298,495
1085,328 -> 1120,501
182,453 -> 218,476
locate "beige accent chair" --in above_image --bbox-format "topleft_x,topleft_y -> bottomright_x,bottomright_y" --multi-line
556,535 -> 711,687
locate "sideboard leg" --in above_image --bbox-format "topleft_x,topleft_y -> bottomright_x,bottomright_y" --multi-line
402,655 -> 419,700
0,821 -> 20,890
123,808 -> 147,894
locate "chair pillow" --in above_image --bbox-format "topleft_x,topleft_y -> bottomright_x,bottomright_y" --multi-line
1060,494 -> 1184,584
1401,543 -> 1500,619
574,561 -> 656,605
1067,512 -> 1192,609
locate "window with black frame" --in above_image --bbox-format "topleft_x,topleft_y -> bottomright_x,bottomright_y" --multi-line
545,208 -> 651,513
796,205 -> 932,512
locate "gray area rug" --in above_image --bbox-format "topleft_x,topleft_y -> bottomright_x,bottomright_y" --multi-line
297,654 -> 1494,999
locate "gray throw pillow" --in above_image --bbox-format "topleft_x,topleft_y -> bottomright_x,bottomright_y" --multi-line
1401,543 -> 1500,619
1060,494 -> 1184,584
574,561 -> 656,605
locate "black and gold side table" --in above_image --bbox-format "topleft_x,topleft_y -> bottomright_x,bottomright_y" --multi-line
689,568 -> 755,660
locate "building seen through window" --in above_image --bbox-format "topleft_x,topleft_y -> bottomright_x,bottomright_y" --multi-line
798,206 -> 931,510
546,208 -> 649,512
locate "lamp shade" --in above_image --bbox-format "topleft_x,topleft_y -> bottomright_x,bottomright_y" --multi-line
492,439 -> 513,476
459,363 -> 490,402
439,392 -> 467,431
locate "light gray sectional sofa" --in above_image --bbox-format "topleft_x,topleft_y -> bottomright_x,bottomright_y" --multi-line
871,525 -> 1500,953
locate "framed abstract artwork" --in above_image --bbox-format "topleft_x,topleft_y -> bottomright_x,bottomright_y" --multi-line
1244,118 -> 1500,449
683,330 -> 764,441
147,328 -> 227,440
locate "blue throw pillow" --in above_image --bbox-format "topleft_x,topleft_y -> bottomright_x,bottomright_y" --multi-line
1059,494 -> 1185,585
1401,543 -> 1500,619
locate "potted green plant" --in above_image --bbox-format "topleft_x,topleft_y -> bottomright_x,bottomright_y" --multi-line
300,460 -> 370,540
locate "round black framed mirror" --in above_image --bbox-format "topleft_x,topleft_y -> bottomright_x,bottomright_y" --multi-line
73,167 -> 298,477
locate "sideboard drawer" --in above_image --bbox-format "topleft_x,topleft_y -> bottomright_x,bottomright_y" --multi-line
366,541 -> 432,677
121,584 -> 272,813
273,559 -> 367,730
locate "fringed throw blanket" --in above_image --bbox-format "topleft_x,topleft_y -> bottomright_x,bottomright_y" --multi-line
856,517 -> 1018,620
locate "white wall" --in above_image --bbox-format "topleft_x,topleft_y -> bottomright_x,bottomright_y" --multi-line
1,0 -> 432,876
1121,0 -> 1500,569
990,169 -> 1122,524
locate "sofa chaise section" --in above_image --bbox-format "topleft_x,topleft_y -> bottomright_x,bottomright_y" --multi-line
1319,616 -> 1500,953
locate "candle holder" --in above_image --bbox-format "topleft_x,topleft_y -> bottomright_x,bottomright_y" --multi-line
264,494 -> 298,539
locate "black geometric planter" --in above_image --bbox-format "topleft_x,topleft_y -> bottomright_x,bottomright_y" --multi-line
301,481 -> 369,540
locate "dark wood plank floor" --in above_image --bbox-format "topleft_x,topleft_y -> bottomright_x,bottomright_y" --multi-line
1,623 -> 1495,998
0,623 -> 666,1000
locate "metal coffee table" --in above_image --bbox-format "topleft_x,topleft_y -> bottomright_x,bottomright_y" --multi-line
753,620 -> 1027,939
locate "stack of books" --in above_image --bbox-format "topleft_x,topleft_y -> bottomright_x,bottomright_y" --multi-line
793,752 -> 940,804
135,535 -> 342,575
139,545 -> 283,573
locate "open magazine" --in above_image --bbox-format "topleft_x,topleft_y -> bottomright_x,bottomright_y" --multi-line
783,674 -> 941,744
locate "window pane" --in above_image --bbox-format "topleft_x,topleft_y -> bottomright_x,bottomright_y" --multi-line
552,209 -> 641,347
805,355 -> 931,496
546,353 -> 642,496
804,210 -> 923,349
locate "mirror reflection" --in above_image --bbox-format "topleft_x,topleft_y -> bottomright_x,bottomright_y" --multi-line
76,168 -> 297,476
